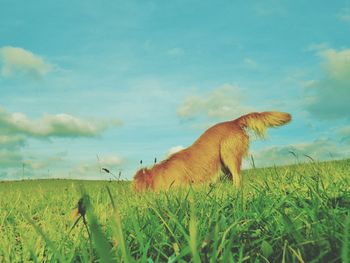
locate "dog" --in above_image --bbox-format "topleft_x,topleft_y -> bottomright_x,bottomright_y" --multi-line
133,111 -> 291,191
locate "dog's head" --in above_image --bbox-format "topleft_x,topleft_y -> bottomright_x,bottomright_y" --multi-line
132,168 -> 153,192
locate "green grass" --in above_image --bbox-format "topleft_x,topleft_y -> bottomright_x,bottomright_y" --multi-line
0,159 -> 349,262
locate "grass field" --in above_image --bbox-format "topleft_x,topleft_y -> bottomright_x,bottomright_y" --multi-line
0,159 -> 349,262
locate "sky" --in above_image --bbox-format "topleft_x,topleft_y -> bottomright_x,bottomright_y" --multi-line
1,0 -> 350,180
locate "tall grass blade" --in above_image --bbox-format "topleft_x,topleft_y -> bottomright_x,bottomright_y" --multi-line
342,214 -> 350,263
189,199 -> 201,263
106,186 -> 133,263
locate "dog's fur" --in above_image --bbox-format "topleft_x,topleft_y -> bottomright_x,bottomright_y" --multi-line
133,111 -> 291,191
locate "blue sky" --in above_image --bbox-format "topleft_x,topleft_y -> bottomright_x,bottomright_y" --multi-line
1,0 -> 350,180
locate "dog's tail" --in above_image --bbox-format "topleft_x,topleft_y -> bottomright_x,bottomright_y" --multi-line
236,111 -> 291,138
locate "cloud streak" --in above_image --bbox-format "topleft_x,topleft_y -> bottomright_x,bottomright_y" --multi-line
0,46 -> 52,78
0,107 -> 120,138
337,126 -> 350,143
0,135 -> 25,149
249,138 -> 349,168
99,155 -> 124,166
337,8 -> 350,22
304,48 -> 350,120
25,154 -> 66,171
167,47 -> 185,57
177,84 -> 254,121
71,154 -> 124,179
0,106 -> 123,179
0,150 -> 23,168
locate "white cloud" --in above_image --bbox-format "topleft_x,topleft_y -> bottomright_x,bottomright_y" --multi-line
0,151 -> 121,180
177,84 -> 254,121
243,58 -> 258,69
0,135 -> 25,149
0,150 -> 23,168
304,48 -> 350,120
0,106 -> 123,180
71,162 -> 121,180
167,145 -> 185,156
177,96 -> 203,119
337,126 -> 350,143
99,155 -> 124,166
254,1 -> 286,16
305,42 -> 329,52
24,153 -> 67,170
0,107 -> 121,138
337,8 -> 350,22
320,49 -> 350,79
65,154 -> 125,179
167,47 -> 185,56
0,46 -> 52,78
73,163 -> 99,176
248,138 -> 349,168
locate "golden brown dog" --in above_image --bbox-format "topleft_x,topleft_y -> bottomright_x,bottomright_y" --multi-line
133,111 -> 291,191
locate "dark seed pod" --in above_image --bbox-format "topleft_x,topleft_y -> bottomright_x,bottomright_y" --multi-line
102,168 -> 110,173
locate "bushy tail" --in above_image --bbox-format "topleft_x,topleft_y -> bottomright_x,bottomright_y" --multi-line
236,111 -> 291,138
